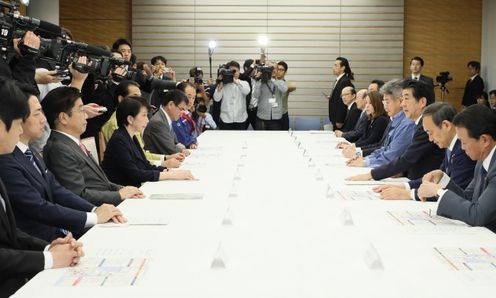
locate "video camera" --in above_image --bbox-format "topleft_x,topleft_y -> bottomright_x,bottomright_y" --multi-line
217,64 -> 234,85
259,65 -> 274,83
38,37 -> 131,80
189,66 -> 203,84
436,71 -> 453,86
0,0 -> 63,62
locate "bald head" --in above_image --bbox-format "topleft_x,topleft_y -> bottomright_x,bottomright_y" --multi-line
341,86 -> 356,106
355,89 -> 368,110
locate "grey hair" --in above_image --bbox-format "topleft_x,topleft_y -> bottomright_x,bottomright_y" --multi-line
422,102 -> 457,128
380,79 -> 403,99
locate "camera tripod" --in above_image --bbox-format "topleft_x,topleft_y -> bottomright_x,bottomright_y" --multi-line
439,83 -> 449,102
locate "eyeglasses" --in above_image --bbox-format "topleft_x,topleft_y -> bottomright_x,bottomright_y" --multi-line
340,93 -> 352,98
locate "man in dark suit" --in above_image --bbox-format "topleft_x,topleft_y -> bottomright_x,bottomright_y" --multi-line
328,57 -> 354,130
374,102 -> 475,200
144,89 -> 190,155
339,87 -> 362,132
461,61 -> 485,108
0,78 -> 83,297
335,89 -> 368,142
418,105 -> 496,231
0,86 -> 126,242
41,86 -> 144,206
407,56 -> 435,102
346,79 -> 444,181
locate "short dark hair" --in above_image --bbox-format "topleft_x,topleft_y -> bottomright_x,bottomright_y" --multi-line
478,91 -> 489,107
16,83 -> 39,120
489,90 -> 496,97
116,96 -> 151,128
422,102 -> 457,128
112,38 -> 132,51
227,60 -> 240,70
402,79 -> 433,105
370,79 -> 385,89
467,61 -> 481,71
243,59 -> 254,70
453,104 -> 496,140
114,80 -> 140,102
41,86 -> 82,129
410,56 -> 424,67
277,61 -> 288,72
197,104 -> 207,113
151,55 -> 167,65
0,78 -> 29,131
157,89 -> 188,107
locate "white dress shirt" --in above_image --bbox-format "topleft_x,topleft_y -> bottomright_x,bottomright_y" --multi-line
214,81 -> 250,123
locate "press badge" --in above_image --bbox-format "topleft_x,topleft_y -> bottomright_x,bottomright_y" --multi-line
268,97 -> 276,104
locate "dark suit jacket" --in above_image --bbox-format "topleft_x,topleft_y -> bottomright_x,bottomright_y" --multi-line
44,131 -> 123,206
409,139 -> 475,190
360,119 -> 392,157
0,147 -> 94,242
462,75 -> 484,106
371,117 -> 444,180
355,115 -> 390,148
342,111 -> 367,142
437,152 -> 496,231
0,178 -> 47,298
103,127 -> 165,187
342,102 -> 362,132
143,108 -> 182,155
328,75 -> 354,128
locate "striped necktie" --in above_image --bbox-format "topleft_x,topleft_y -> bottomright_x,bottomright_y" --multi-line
24,149 -> 42,175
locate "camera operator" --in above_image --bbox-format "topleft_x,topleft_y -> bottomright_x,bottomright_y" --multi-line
239,59 -> 257,129
0,30 -> 40,89
252,63 -> 288,130
213,61 -> 250,130
111,38 -> 177,96
188,66 -> 213,107
151,55 -> 176,81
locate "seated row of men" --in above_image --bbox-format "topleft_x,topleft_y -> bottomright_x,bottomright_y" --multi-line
330,78 -> 495,232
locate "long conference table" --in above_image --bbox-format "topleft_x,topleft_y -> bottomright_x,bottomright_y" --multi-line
13,130 -> 496,298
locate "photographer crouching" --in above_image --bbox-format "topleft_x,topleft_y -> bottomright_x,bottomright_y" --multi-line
252,62 -> 288,130
213,61 -> 250,130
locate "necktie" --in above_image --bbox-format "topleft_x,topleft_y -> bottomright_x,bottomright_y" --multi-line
444,149 -> 452,174
477,166 -> 487,199
79,142 -> 89,156
25,149 -> 42,175
414,77 -> 419,81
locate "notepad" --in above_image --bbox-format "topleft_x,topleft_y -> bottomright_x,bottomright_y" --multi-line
148,193 -> 204,200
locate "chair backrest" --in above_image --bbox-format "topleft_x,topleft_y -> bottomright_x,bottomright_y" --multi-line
81,136 -> 99,165
293,117 -> 322,131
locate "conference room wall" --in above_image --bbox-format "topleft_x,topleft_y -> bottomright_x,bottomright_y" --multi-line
57,0 -> 483,115
59,0 -> 132,47
131,0 -> 405,121
403,0 -> 482,110
482,0 -> 496,93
